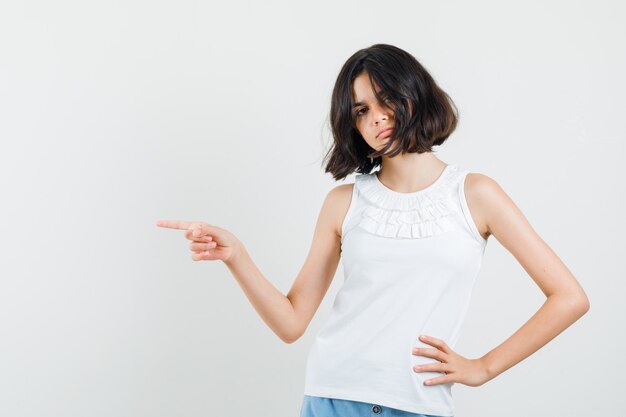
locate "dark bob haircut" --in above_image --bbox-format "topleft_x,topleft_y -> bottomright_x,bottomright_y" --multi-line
323,43 -> 459,181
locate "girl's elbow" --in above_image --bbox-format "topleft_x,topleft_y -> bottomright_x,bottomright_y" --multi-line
568,291 -> 590,316
578,295 -> 590,315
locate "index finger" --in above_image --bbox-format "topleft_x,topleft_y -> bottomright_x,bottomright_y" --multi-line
156,220 -> 195,230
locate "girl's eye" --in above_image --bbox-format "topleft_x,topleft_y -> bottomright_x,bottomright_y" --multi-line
354,98 -> 391,117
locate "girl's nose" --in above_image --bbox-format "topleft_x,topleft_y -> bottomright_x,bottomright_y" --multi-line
373,110 -> 390,125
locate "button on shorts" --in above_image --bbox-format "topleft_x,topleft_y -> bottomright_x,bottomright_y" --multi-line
299,395 -> 448,417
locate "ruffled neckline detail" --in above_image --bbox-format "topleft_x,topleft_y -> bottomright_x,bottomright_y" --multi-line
355,164 -> 461,239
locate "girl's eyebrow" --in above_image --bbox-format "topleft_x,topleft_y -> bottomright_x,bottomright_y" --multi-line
352,91 -> 384,108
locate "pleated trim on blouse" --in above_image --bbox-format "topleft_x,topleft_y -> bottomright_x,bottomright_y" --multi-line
355,164 -> 460,239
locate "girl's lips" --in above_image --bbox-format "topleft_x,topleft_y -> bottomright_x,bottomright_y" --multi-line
378,128 -> 393,138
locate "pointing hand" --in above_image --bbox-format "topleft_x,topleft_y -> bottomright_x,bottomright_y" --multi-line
156,220 -> 241,263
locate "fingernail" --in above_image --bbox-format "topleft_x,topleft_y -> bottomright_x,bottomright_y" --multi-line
193,229 -> 200,236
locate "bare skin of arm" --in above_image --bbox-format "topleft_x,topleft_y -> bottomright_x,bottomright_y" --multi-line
411,173 -> 591,387
467,173 -> 590,381
156,184 -> 351,344
223,184 -> 350,343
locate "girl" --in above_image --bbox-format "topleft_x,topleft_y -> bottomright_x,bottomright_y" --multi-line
157,43 -> 590,417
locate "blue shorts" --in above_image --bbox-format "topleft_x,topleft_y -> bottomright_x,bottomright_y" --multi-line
299,395 -> 447,417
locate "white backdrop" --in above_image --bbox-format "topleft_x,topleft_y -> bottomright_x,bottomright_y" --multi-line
1,1 -> 624,416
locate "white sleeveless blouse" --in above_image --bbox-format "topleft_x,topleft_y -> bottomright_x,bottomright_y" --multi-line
303,163 -> 488,417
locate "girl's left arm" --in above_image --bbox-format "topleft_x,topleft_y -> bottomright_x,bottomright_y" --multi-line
468,173 -> 590,383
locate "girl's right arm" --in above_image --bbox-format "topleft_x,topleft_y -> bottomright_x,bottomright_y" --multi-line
222,240 -> 302,343
223,185 -> 350,343
156,184 -> 351,344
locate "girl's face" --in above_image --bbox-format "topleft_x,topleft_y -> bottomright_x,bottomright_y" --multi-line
351,72 -> 396,151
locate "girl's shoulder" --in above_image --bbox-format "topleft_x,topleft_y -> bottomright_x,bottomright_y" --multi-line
463,172 -> 502,241
326,182 -> 355,239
